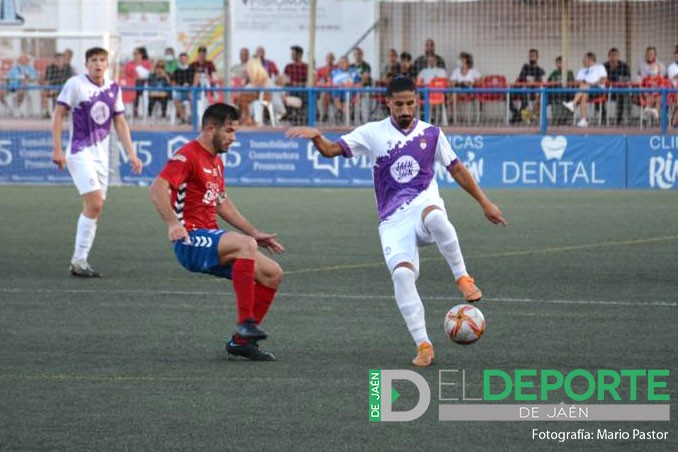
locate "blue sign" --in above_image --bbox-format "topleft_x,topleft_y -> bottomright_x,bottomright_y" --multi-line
0,130 -> 661,191
627,135 -> 678,190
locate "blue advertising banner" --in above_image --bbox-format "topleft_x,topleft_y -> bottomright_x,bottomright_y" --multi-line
0,130 -> 646,191
627,135 -> 678,190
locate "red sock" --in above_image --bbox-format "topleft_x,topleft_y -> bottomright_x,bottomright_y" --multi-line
232,258 -> 256,323
254,284 -> 277,324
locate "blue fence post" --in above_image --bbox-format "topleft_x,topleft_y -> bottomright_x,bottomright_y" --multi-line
191,87 -> 200,131
423,87 -> 431,123
660,88 -> 668,134
540,86 -> 548,134
307,87 -> 317,126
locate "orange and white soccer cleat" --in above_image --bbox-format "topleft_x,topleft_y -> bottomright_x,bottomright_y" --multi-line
456,275 -> 482,303
412,342 -> 434,367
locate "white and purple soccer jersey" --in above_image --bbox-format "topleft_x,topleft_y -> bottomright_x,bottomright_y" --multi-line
57,75 -> 125,162
337,117 -> 458,222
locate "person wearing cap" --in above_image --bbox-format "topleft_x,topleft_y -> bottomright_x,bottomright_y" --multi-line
190,45 -> 217,87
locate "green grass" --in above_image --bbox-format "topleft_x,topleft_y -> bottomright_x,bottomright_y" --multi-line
1,186 -> 677,452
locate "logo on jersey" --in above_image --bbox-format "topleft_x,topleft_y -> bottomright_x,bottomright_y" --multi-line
170,154 -> 187,163
90,100 -> 111,125
202,181 -> 221,205
419,138 -> 428,150
390,155 -> 420,184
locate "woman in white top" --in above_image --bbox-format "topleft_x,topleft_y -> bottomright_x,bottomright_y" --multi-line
448,52 -> 481,119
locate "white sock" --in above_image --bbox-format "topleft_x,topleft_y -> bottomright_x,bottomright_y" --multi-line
424,209 -> 467,280
392,266 -> 430,346
72,213 -> 98,263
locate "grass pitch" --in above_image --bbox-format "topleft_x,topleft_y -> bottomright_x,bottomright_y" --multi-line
0,186 -> 677,452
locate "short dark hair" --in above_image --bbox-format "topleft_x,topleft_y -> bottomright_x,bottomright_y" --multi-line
585,51 -> 596,62
608,47 -> 619,55
400,52 -> 412,62
198,46 -> 207,53
291,45 -> 303,54
201,103 -> 240,129
460,52 -> 473,68
179,52 -> 188,58
529,49 -> 539,55
386,76 -> 416,97
85,47 -> 108,61
555,55 -> 562,62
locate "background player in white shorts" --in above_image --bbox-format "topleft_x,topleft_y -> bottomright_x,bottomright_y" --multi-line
287,76 -> 506,367
52,47 -> 142,277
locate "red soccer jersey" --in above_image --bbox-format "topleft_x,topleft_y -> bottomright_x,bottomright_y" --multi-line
159,140 -> 225,231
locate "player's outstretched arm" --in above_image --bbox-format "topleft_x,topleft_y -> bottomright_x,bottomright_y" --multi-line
149,177 -> 190,243
285,127 -> 344,157
51,104 -> 68,170
113,115 -> 143,174
217,197 -> 285,254
449,162 -> 507,226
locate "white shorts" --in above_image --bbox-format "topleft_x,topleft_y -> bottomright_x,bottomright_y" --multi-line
378,198 -> 447,277
66,157 -> 109,198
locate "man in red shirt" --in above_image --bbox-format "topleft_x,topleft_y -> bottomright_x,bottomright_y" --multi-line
149,103 -> 284,361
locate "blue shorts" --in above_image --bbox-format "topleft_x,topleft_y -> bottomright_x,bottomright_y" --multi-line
174,229 -> 233,279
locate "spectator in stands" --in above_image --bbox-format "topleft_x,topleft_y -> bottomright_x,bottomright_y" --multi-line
667,47 -> 678,127
41,52 -> 71,118
284,45 -> 308,124
510,48 -> 545,123
562,51 -> 607,128
62,49 -> 76,75
124,46 -> 151,118
284,45 -> 308,86
637,46 -> 666,79
191,45 -> 217,87
381,48 -> 401,84
330,56 -> 361,123
171,52 -> 194,124
164,47 -> 178,74
147,60 -> 172,118
547,56 -> 575,125
398,52 -> 417,79
255,46 -> 279,78
417,53 -> 447,84
231,47 -> 250,80
413,38 -> 446,75
0,53 -> 37,111
603,47 -> 631,125
448,52 -> 481,120
351,47 -> 372,86
316,52 -> 336,123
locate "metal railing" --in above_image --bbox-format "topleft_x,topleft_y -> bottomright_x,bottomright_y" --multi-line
1,84 -> 676,134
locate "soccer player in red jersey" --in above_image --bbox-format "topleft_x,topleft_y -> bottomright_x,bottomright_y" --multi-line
149,103 -> 284,361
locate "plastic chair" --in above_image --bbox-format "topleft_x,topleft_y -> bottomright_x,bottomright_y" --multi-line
477,75 -> 508,124
639,76 -> 670,128
428,77 -> 448,126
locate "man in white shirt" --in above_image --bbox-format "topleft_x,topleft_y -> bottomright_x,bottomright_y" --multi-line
286,77 -> 506,367
668,47 -> 678,127
417,54 -> 447,85
52,47 -> 142,276
563,52 -> 608,127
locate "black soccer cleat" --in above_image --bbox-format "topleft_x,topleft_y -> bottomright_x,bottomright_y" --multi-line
226,338 -> 276,361
69,261 -> 102,278
235,319 -> 267,340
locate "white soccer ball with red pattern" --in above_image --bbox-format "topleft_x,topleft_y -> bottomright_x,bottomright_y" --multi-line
444,304 -> 486,344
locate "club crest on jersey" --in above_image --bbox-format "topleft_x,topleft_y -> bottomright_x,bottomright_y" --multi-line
419,137 -> 427,150
202,181 -> 221,205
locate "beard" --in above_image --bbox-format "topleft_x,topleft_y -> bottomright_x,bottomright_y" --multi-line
212,135 -> 229,154
395,115 -> 413,129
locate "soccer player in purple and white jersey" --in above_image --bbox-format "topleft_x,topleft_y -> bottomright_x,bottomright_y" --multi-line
52,47 -> 143,277
287,76 -> 506,367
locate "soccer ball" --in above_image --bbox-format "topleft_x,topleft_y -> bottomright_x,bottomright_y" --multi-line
444,304 -> 486,345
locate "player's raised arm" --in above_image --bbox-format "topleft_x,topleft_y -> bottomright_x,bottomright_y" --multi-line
448,162 -> 506,226
285,127 -> 344,157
